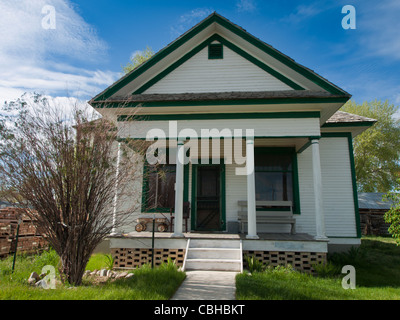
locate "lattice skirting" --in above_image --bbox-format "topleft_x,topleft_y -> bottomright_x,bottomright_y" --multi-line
243,250 -> 327,273
112,248 -> 186,269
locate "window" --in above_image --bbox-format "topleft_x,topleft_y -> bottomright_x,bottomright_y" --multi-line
208,43 -> 223,59
254,148 -> 300,213
143,164 -> 176,212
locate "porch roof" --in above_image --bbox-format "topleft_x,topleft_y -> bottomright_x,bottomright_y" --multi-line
324,111 -> 376,126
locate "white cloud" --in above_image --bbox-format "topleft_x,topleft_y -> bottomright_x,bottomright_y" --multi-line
170,8 -> 214,39
236,0 -> 257,13
357,0 -> 400,61
0,0 -> 118,104
281,2 -> 326,24
0,0 -> 107,63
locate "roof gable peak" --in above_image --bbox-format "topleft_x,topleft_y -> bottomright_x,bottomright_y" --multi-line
90,12 -> 350,104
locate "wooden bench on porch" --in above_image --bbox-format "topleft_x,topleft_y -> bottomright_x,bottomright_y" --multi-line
238,200 -> 296,235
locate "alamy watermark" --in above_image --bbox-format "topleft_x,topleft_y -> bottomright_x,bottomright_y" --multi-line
342,265 -> 356,289
38,265 -> 56,289
41,5 -> 56,30
145,122 -> 254,175
342,5 -> 356,30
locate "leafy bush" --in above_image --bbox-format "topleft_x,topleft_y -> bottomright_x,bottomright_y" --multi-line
103,254 -> 115,270
33,248 -> 60,270
159,258 -> 178,271
313,261 -> 341,278
329,246 -> 366,267
245,255 -> 266,273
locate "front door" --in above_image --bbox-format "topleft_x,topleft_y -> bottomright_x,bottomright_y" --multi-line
192,164 -> 225,231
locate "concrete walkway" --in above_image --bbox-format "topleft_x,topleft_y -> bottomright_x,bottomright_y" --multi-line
171,271 -> 237,300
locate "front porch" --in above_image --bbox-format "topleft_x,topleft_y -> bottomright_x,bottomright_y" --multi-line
136,135 -> 328,239
109,231 -> 328,273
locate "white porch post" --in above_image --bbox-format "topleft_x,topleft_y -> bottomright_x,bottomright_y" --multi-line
246,137 -> 259,239
172,139 -> 185,238
111,142 -> 121,236
311,138 -> 327,240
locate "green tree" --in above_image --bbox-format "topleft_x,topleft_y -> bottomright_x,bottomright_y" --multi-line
341,100 -> 400,192
383,182 -> 400,244
122,46 -> 154,74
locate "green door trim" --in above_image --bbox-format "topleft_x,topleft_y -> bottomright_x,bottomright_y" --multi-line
191,163 -> 226,231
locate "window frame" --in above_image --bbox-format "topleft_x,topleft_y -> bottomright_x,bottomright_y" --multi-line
254,147 -> 301,215
208,43 -> 224,60
141,150 -> 189,213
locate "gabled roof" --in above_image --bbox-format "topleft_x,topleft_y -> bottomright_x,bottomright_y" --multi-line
90,12 -> 351,105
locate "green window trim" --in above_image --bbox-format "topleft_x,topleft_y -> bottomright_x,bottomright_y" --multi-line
208,43 -> 223,59
254,147 -> 301,215
141,154 -> 189,214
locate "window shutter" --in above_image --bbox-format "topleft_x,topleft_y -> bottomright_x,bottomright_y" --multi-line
208,43 -> 223,59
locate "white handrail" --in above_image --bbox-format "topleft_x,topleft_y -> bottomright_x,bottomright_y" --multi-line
239,239 -> 243,273
182,238 -> 191,272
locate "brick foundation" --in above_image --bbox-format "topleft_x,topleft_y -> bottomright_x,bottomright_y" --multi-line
243,250 -> 327,273
112,248 -> 186,269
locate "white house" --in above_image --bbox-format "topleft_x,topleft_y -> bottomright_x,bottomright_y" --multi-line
89,13 -> 376,273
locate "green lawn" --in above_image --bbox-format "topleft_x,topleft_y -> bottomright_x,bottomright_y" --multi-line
236,236 -> 400,300
0,250 -> 186,300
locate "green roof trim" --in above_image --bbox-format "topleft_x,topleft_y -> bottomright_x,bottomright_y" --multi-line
101,96 -> 348,109
91,12 -> 349,103
117,111 -> 320,122
133,34 -> 304,94
322,122 -> 376,128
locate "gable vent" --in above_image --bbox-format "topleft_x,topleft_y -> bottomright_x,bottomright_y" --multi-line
208,43 -> 223,59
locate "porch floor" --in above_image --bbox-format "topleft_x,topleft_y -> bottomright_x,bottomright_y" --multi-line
113,231 -> 318,242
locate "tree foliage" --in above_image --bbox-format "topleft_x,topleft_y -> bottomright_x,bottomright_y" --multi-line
122,46 -> 154,74
0,93 -> 145,285
383,181 -> 400,245
341,100 -> 400,192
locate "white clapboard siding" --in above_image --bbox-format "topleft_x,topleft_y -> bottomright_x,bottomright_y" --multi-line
144,45 -> 292,94
118,118 -> 320,139
225,164 -> 246,223
295,147 -> 317,235
319,137 -> 357,237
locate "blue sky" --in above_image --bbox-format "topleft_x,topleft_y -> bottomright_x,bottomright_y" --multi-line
1,0 -> 399,111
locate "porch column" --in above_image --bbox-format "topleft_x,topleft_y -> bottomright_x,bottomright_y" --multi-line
311,138 -> 327,240
111,142 -> 121,236
246,137 -> 259,239
172,139 -> 185,238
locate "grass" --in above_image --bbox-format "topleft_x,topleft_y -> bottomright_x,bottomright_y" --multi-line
236,236 -> 400,300
0,250 -> 186,300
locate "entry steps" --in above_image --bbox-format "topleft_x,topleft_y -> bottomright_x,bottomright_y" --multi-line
183,239 -> 243,272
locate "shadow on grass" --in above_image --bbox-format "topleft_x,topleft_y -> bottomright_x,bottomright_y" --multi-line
326,237 -> 400,288
236,237 -> 400,300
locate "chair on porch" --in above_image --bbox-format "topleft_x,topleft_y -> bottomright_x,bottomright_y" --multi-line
169,201 -> 190,232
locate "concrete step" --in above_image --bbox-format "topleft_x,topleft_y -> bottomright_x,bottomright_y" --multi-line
185,259 -> 242,272
187,248 -> 242,260
189,239 -> 240,249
